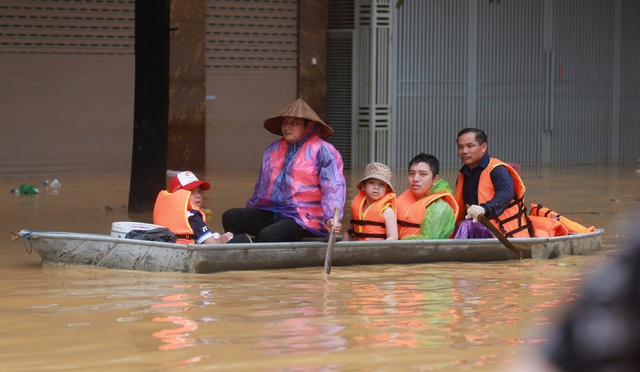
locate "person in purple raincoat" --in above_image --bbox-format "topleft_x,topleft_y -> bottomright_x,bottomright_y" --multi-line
222,98 -> 346,242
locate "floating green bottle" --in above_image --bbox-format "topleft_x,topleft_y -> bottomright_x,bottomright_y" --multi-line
18,184 -> 39,195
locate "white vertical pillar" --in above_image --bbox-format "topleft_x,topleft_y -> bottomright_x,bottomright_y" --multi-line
369,0 -> 378,162
355,0 -> 391,168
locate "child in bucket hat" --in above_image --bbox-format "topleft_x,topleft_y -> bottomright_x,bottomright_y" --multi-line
343,162 -> 398,241
154,171 -> 245,244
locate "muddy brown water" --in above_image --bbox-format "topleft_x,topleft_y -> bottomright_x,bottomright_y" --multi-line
1,164 -> 638,371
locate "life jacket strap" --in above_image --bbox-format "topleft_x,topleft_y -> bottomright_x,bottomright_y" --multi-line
492,195 -> 534,237
353,231 -> 387,239
350,219 -> 386,228
397,220 -> 420,228
175,234 -> 195,240
533,203 -> 561,220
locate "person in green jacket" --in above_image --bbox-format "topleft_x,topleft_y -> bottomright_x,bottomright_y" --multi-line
396,153 -> 459,240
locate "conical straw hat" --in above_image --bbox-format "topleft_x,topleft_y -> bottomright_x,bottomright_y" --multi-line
263,98 -> 333,138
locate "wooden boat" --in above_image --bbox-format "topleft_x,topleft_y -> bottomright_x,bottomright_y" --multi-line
13,228 -> 604,274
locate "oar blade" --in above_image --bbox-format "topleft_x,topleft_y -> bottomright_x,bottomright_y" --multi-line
323,232 -> 337,274
477,215 -> 523,260
323,207 -> 341,274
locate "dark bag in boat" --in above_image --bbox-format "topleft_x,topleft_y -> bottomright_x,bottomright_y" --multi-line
125,227 -> 177,243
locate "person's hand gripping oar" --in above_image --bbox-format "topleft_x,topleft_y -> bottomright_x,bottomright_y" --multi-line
466,204 -> 523,261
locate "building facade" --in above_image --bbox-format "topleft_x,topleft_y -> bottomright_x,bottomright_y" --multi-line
350,0 -> 640,170
1,0 -> 638,175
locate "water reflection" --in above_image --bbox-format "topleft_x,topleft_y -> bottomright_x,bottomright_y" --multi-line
0,257 -> 613,370
355,262 -> 598,359
257,313 -> 347,356
150,291 -> 207,351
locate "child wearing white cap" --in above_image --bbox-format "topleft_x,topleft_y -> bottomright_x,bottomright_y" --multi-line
153,171 -> 234,244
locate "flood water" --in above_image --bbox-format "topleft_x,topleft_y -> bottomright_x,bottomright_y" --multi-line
1,164 -> 638,371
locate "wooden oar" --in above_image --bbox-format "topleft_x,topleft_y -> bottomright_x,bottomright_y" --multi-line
323,207 -> 340,274
477,215 -> 523,260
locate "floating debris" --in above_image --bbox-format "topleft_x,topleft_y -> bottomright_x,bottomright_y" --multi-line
11,184 -> 39,195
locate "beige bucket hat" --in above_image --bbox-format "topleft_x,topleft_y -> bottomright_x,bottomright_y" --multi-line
356,162 -> 394,193
263,98 -> 334,138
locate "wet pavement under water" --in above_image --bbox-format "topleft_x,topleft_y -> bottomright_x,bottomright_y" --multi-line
1,164 -> 638,371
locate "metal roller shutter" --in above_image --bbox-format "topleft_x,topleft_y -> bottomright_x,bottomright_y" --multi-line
0,0 -> 135,175
205,0 -> 298,170
327,0 -> 355,169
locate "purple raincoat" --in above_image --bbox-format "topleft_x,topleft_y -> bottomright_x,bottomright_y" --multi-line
247,126 -> 346,237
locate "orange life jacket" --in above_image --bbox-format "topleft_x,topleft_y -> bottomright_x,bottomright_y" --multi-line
529,203 -> 596,234
455,158 -> 532,238
397,189 -> 459,239
153,189 -> 206,244
528,215 -> 569,237
349,191 -> 397,240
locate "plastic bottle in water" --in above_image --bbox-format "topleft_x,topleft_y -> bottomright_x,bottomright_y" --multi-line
16,184 -> 39,195
44,179 -> 61,187
43,179 -> 61,194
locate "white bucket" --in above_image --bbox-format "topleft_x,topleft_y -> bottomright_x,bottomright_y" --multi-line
111,221 -> 165,238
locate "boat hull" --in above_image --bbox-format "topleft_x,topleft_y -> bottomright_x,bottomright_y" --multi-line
16,229 -> 604,274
